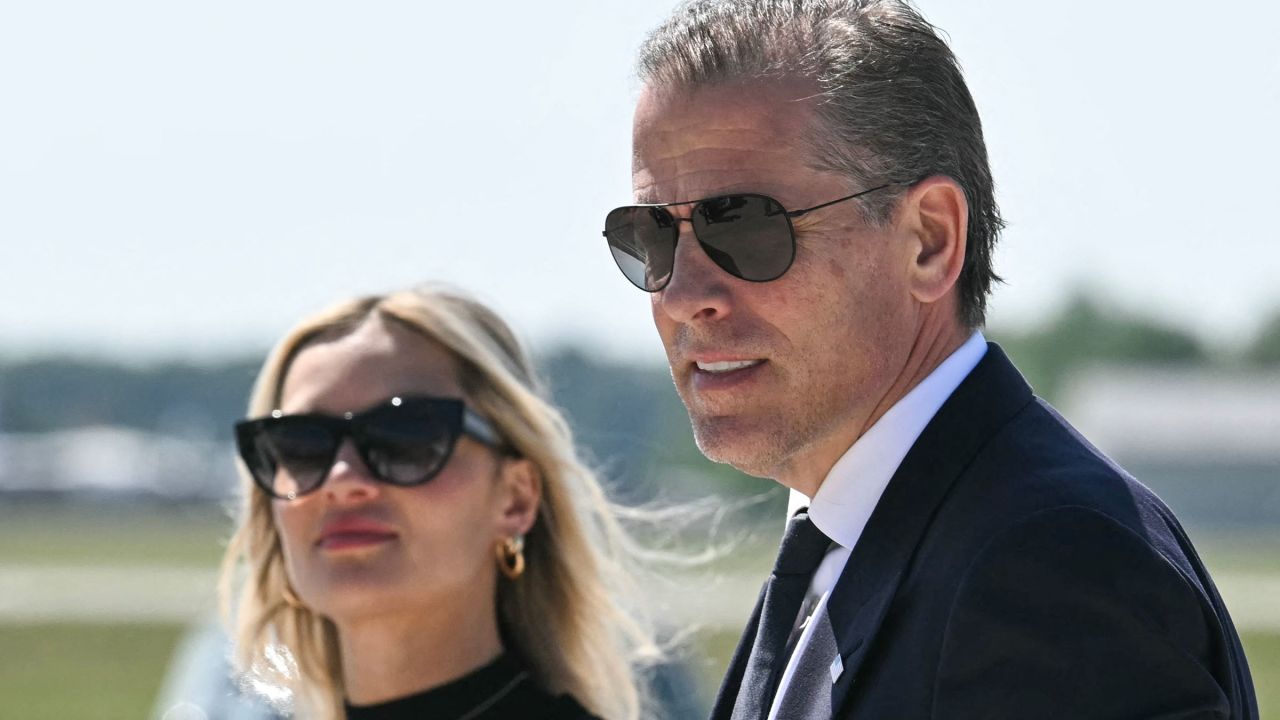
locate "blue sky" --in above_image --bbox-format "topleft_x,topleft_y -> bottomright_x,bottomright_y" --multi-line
2,0 -> 1277,363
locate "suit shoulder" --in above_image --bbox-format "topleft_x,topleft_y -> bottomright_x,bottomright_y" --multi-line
931,505 -> 1231,718
919,395 -> 1225,611
970,399 -> 1188,539
956,504 -> 1204,605
982,396 -> 1140,499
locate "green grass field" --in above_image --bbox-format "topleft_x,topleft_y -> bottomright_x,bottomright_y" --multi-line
0,502 -> 230,567
2,624 -> 1274,719
1248,632 -> 1280,715
0,622 -> 183,720
0,502 -> 1275,718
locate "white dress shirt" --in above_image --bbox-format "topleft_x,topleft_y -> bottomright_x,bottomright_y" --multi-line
768,333 -> 987,720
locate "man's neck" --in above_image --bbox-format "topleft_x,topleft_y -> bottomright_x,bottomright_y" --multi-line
777,321 -> 974,497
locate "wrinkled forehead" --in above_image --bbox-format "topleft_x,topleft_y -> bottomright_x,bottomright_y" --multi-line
630,78 -> 825,205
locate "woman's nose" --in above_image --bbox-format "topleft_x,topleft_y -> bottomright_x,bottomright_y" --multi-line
322,439 -> 382,503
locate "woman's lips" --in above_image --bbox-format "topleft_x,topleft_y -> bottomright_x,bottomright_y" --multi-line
316,516 -> 398,551
317,531 -> 397,551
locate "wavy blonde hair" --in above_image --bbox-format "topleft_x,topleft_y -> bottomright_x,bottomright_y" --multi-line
219,286 -> 657,719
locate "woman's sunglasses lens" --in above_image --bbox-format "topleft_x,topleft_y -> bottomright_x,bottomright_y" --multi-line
261,421 -> 337,497
359,411 -> 456,486
236,424 -> 278,495
692,195 -> 794,281
605,206 -> 677,291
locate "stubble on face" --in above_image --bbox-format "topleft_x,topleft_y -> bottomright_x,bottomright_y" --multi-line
667,271 -> 902,484
635,79 -> 915,490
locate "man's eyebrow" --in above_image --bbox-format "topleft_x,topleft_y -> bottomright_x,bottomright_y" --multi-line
632,186 -> 788,206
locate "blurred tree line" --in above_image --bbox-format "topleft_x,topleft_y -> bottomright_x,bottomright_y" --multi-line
1,297 -> 1278,501
994,295 -> 1280,399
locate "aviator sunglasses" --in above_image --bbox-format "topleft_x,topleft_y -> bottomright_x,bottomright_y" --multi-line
234,395 -> 507,500
603,181 -> 909,292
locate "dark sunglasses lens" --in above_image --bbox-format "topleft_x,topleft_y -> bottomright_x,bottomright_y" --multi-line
605,206 -> 677,291
692,195 -> 795,281
254,420 -> 337,498
236,424 -> 278,494
358,402 -> 461,486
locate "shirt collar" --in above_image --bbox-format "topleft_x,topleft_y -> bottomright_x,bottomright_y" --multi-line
789,332 -> 988,550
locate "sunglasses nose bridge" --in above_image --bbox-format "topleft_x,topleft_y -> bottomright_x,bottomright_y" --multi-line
669,220 -> 708,275
641,211 -> 700,293
657,223 -> 735,323
672,214 -> 697,245
321,438 -> 383,501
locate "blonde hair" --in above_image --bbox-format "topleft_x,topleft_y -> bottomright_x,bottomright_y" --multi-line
219,286 -> 657,719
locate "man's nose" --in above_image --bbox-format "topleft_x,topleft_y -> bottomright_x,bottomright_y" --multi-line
655,222 -> 733,324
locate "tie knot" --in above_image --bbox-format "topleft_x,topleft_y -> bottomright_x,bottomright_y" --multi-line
773,512 -> 831,576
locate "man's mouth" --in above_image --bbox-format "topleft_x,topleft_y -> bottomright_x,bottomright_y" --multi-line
694,359 -> 765,374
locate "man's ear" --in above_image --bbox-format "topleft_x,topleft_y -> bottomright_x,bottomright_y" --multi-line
495,457 -> 541,538
900,176 -> 968,305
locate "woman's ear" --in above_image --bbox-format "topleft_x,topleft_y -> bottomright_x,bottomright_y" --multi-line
495,457 -> 541,537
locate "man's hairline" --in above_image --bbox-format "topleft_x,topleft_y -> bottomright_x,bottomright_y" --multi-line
633,75 -> 978,331
631,75 -> 899,212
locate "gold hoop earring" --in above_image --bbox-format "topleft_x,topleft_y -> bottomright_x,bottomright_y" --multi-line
496,535 -> 525,580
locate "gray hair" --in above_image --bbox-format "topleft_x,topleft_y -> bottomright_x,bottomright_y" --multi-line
638,0 -> 1003,328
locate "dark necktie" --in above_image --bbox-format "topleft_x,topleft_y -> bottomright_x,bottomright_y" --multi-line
731,511 -> 832,720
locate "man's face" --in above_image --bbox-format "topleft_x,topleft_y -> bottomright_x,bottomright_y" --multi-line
633,79 -> 920,488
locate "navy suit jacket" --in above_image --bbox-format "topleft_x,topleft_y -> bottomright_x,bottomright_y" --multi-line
711,344 -> 1258,719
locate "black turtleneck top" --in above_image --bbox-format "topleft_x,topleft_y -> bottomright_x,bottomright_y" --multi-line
343,654 -> 599,720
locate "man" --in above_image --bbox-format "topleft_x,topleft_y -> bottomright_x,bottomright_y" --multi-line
601,1 -> 1258,718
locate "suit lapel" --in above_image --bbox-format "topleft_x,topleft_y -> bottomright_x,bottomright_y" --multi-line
709,580 -> 768,720
825,344 -> 1034,715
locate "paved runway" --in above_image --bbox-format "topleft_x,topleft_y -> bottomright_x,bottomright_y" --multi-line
2,565 -> 1278,631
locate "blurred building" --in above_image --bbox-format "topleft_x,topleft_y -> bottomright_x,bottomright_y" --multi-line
1061,365 -> 1280,529
0,427 -> 236,502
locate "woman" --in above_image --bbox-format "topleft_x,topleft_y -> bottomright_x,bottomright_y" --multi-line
219,287 -> 655,719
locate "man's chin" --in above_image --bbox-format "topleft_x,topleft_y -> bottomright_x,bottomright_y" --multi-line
691,416 -> 782,479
